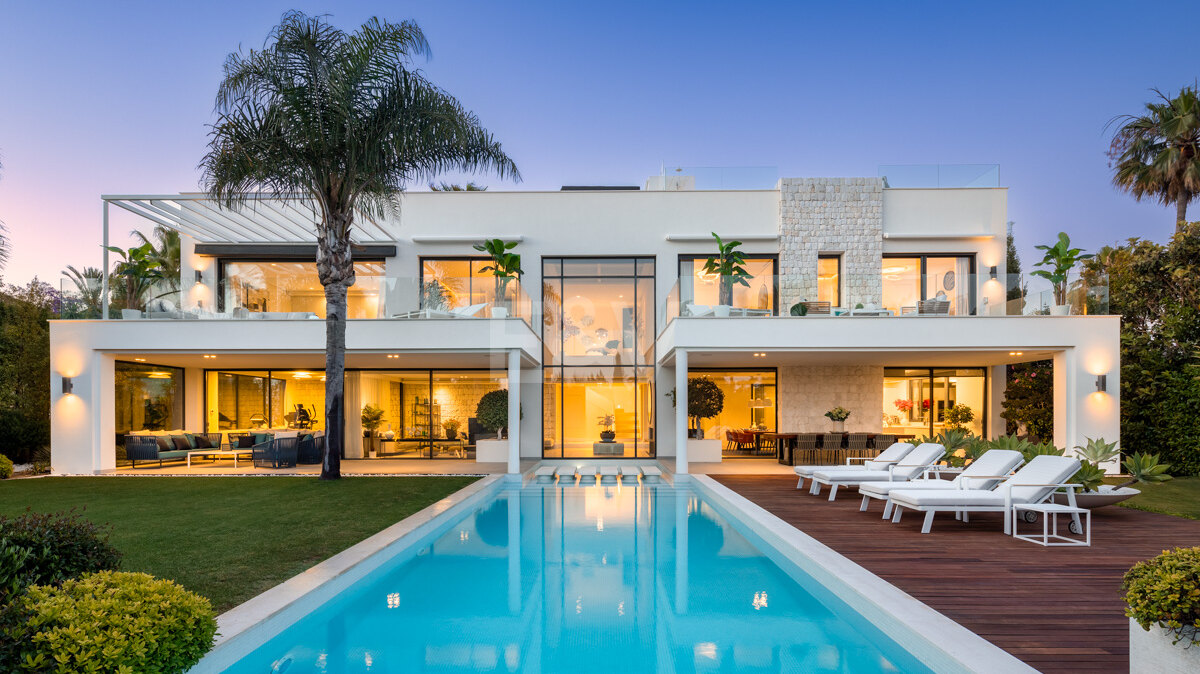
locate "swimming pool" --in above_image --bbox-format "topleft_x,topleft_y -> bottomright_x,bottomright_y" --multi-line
204,477 -> 1017,673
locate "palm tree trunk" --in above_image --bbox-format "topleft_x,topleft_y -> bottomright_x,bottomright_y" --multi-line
1177,197 -> 1189,234
317,211 -> 356,480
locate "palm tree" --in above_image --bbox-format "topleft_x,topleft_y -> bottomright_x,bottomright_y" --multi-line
132,225 -> 181,298
200,12 -> 519,479
0,155 -> 9,272
429,181 -> 487,191
63,265 -> 104,317
1109,86 -> 1200,233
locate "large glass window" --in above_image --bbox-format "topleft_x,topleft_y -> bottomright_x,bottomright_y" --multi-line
817,255 -> 841,307
205,370 -> 325,432
882,367 -> 986,436
689,370 -> 776,457
116,361 -> 184,438
678,255 -> 776,315
219,260 -> 386,318
420,258 -> 515,315
543,258 -> 655,458
881,255 -> 975,316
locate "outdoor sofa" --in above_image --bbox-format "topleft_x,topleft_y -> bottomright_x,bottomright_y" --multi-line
124,432 -> 223,468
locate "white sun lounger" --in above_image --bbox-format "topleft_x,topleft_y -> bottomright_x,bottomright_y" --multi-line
857,449 -> 1024,518
534,466 -> 558,482
599,466 -> 619,483
794,442 -> 915,490
887,455 -> 1083,534
620,466 -> 641,482
810,443 -> 946,500
640,465 -> 663,482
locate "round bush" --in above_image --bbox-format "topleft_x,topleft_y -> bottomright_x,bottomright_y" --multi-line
476,389 -> 509,432
0,455 -> 12,480
6,571 -> 217,673
0,510 -> 121,601
1123,546 -> 1200,646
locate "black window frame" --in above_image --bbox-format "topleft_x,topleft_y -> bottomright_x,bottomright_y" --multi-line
677,253 -> 779,315
881,253 -> 978,315
882,366 -> 989,436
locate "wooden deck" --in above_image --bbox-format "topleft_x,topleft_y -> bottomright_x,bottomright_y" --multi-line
712,475 -> 1200,673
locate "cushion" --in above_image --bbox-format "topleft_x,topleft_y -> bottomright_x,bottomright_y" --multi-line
171,436 -> 191,451
888,489 -> 1008,508
183,433 -> 198,449
194,434 -> 213,449
858,479 -> 959,499
253,433 -> 272,445
813,469 -> 894,484
273,431 -> 299,439
155,436 -> 172,451
236,435 -> 256,449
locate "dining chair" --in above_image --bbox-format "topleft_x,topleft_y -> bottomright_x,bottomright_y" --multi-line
821,432 -> 844,464
847,432 -> 872,461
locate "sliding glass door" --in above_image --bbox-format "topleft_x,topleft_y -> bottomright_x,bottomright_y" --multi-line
881,367 -> 986,437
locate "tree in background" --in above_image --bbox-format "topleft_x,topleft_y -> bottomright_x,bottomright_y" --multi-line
1005,222 -> 1026,314
1085,222 -> 1200,474
104,242 -> 162,312
429,181 -> 487,191
1002,360 -> 1052,440
132,226 -> 181,299
0,280 -> 53,463
0,155 -> 9,272
1109,86 -> 1200,233
200,12 -> 518,479
62,265 -> 104,318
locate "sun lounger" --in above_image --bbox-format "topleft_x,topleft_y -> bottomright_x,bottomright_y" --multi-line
534,466 -> 558,482
887,455 -> 1083,534
640,465 -> 663,482
857,449 -> 1024,518
794,442 -> 915,490
599,466 -> 619,483
810,443 -> 946,500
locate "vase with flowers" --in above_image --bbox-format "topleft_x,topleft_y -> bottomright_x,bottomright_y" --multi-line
824,406 -> 851,432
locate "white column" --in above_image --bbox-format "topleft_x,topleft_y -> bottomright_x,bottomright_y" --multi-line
1052,349 -> 1075,451
988,364 -> 1007,439
507,349 -> 521,474
675,349 -> 688,474
101,201 -> 110,319
93,352 -> 115,472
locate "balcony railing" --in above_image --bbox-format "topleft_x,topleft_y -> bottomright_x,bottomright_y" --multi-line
61,276 -> 532,327
660,271 -> 1109,331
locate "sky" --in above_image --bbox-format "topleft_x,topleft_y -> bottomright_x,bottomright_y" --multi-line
1,0 -> 1197,287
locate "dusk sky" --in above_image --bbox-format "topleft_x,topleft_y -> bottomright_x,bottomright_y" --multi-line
1,0 -> 1197,286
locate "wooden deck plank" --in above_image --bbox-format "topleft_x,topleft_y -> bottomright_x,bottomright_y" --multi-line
712,475 -> 1200,673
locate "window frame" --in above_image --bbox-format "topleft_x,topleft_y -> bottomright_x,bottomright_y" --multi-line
677,253 -> 779,315
817,254 -> 842,307
881,253 -> 978,315
881,366 -> 989,436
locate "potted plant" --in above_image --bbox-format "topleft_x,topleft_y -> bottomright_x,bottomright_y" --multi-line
669,377 -> 725,439
824,406 -> 851,432
1123,547 -> 1200,672
361,404 -> 385,458
702,233 -> 751,317
789,301 -> 809,317
476,389 -> 510,439
944,403 -> 975,431
1031,232 -> 1092,316
1058,440 -> 1172,509
597,414 -> 616,442
442,418 -> 461,441
473,238 -> 522,318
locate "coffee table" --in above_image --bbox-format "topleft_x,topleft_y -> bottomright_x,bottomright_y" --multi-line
187,449 -> 253,468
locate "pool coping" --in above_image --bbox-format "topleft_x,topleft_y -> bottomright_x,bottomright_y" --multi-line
189,474 -> 508,673
690,474 -> 1037,674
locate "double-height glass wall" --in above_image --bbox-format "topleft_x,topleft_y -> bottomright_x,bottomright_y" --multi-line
115,361 -> 184,448
543,258 -> 655,458
881,255 -> 975,316
881,367 -> 986,437
219,260 -> 386,318
678,255 -> 776,316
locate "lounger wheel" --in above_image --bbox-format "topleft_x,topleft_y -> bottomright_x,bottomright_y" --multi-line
1068,519 -> 1083,535
1021,510 -> 1039,523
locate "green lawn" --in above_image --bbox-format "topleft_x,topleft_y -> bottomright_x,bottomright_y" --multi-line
1114,476 -> 1200,520
0,476 -> 478,611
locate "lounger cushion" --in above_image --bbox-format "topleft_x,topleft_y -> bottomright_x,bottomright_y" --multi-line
817,443 -> 944,483
793,442 -> 916,477
887,488 -> 1011,508
858,479 -> 960,499
955,449 -> 1024,490
812,469 -> 898,484
997,455 -> 1081,502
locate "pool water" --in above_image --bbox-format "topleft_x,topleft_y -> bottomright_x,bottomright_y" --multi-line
224,483 -> 932,673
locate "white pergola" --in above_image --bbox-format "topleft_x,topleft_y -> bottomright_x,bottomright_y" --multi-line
99,193 -> 403,318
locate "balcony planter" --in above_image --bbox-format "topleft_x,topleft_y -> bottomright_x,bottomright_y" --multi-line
713,304 -> 731,317
1129,619 -> 1200,673
475,438 -> 509,463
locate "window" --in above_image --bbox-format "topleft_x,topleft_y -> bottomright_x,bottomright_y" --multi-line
219,260 -> 385,318
689,370 -> 777,457
420,258 -> 514,315
882,367 -> 986,436
115,361 -> 184,439
542,258 -> 656,458
817,255 -> 841,306
205,370 -> 325,432
881,255 -> 975,315
678,255 -> 777,315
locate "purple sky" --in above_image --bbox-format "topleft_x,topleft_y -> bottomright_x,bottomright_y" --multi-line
1,1 -> 1197,287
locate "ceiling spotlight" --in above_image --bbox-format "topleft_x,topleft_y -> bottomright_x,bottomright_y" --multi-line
134,357 -> 146,362
1009,351 -> 1023,356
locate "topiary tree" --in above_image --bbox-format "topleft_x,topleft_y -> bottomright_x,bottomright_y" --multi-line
682,377 -> 724,435
475,390 -> 510,437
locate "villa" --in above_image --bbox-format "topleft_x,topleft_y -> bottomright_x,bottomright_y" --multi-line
48,165 -> 1119,475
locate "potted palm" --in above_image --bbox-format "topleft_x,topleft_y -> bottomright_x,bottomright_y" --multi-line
824,406 -> 851,432
1031,232 -> 1092,315
702,233 -> 752,317
361,404 -> 385,458
474,239 -> 522,318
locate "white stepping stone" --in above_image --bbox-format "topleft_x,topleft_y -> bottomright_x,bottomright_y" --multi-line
599,466 -> 619,483
619,466 -> 641,483
640,465 -> 663,481
534,466 -> 557,481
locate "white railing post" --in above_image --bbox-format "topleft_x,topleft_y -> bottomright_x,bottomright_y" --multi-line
101,201 -> 110,319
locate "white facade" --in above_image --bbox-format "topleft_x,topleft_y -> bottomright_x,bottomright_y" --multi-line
50,175 -> 1120,474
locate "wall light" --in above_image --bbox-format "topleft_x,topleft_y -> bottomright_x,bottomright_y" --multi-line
989,266 -> 998,280
1095,374 -> 1107,393
195,270 -> 204,284
61,377 -> 74,395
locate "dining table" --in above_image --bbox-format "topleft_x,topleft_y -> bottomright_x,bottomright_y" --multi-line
770,432 -> 917,465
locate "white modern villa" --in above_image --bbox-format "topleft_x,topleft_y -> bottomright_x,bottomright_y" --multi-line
48,165 -> 1119,475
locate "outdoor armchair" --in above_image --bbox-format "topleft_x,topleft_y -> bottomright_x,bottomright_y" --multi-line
252,435 -> 299,469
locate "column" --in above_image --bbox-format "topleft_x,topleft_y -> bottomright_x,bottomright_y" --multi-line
1052,349 -> 1075,452
507,349 -> 521,474
988,364 -> 1007,439
675,349 -> 688,474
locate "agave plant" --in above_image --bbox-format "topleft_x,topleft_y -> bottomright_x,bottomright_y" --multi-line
1071,461 -> 1109,493
1117,453 -> 1173,490
1020,441 -> 1065,463
1074,437 -> 1120,465
987,434 -> 1034,455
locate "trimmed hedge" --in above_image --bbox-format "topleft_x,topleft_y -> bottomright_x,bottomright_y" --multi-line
2,571 -> 216,673
0,456 -> 11,480
1123,546 -> 1200,646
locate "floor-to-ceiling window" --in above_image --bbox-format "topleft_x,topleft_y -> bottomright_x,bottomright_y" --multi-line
543,257 -> 655,458
881,255 -> 975,316
219,260 -> 386,318
205,370 -> 326,432
882,367 -> 986,437
678,255 -> 776,314
115,361 -> 184,447
817,255 -> 841,307
689,370 -> 777,457
419,257 -> 512,315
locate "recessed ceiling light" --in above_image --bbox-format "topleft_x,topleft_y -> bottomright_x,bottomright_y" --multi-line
133,358 -> 146,362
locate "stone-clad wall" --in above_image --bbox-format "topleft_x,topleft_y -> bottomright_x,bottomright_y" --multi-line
779,365 -> 884,433
778,178 -> 884,309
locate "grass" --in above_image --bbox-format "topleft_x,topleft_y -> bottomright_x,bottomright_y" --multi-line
1113,476 -> 1200,520
0,475 -> 478,611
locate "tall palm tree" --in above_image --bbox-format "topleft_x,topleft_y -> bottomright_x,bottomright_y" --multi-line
429,181 -> 487,191
132,225 -> 181,298
1109,86 -> 1200,233
200,12 -> 519,479
0,155 -> 9,272
63,265 -> 104,317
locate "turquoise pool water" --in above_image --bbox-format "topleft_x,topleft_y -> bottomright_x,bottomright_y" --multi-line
224,483 -> 932,673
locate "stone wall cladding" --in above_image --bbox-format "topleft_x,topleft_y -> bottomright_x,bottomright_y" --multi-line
777,177 -> 883,310
779,365 -> 884,433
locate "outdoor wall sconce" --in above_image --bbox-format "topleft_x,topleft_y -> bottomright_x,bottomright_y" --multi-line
1095,374 -> 1107,393
989,266 -> 998,280
61,377 -> 74,395
195,270 -> 204,283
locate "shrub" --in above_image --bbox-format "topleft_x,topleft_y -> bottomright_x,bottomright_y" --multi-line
0,409 -> 50,466
0,510 -> 121,602
1,571 -> 217,673
1123,547 -> 1200,646
0,455 -> 11,479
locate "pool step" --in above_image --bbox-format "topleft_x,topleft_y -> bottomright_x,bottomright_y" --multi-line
619,466 -> 641,483
640,466 -> 663,481
599,466 -> 620,483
